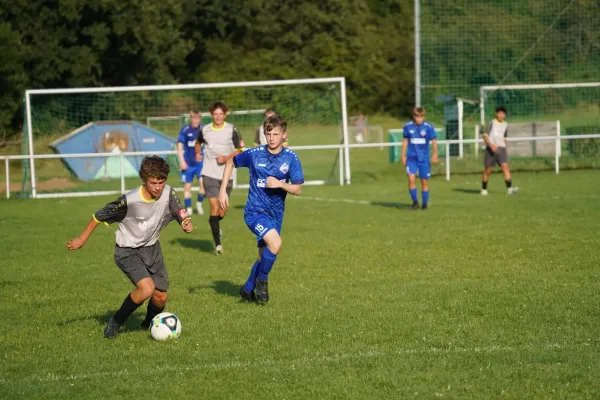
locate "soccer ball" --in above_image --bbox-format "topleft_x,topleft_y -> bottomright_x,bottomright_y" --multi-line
355,133 -> 365,143
150,312 -> 181,341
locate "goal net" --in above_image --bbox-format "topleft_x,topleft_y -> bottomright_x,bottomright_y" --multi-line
21,78 -> 349,198
442,82 -> 600,176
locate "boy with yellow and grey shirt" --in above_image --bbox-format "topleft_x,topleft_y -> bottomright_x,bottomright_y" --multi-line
67,156 -> 193,339
481,106 -> 519,195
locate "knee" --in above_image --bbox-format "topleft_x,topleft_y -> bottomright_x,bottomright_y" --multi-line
152,291 -> 168,307
268,236 -> 282,255
137,280 -> 155,300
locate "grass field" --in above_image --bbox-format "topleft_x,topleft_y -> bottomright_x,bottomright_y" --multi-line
1,169 -> 600,399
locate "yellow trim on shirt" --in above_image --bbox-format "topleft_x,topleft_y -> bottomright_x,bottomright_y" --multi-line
482,133 -> 489,137
211,122 -> 226,131
92,214 -> 108,226
139,186 -> 156,203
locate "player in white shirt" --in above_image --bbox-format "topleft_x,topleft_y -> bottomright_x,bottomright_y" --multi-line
481,106 -> 519,195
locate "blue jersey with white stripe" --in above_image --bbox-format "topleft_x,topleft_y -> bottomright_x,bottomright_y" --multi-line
177,124 -> 203,166
233,146 -> 304,222
403,121 -> 437,163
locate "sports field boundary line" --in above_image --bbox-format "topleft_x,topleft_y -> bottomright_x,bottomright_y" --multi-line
1,342 -> 592,385
292,195 -> 372,205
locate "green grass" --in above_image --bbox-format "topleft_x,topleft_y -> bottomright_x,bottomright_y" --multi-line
1,169 -> 600,398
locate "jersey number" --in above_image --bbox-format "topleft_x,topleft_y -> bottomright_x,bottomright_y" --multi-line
255,224 -> 266,234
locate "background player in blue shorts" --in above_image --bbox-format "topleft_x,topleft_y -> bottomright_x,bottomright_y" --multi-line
177,109 -> 205,216
402,107 -> 439,210
218,115 -> 304,303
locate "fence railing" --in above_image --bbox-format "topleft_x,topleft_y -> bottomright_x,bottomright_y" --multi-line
2,133 -> 599,199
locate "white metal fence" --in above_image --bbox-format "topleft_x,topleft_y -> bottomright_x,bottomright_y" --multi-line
2,133 -> 599,199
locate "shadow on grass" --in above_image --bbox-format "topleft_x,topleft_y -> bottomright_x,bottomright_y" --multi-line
453,188 -> 481,195
170,238 -> 214,254
188,280 -> 240,298
58,311 -> 145,333
370,201 -> 412,209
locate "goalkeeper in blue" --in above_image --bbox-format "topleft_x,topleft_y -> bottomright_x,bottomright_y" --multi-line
218,115 -> 304,303
402,107 -> 439,210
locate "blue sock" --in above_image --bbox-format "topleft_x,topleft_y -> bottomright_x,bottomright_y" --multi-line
243,261 -> 259,292
197,193 -> 204,203
409,188 -> 418,203
422,190 -> 430,207
184,198 -> 192,208
257,248 -> 277,281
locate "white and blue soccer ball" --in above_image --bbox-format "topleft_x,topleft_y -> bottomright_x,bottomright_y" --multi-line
150,312 -> 182,341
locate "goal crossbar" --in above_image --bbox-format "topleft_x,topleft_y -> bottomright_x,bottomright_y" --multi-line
479,81 -> 600,125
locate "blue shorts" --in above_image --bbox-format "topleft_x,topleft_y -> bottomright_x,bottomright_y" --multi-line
406,159 -> 431,179
180,162 -> 203,184
245,213 -> 282,248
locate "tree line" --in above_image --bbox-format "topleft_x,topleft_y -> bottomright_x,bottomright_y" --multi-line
0,0 -> 413,136
2,0 -> 597,137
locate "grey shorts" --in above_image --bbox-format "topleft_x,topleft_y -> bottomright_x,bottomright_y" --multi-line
484,147 -> 508,168
203,175 -> 232,198
114,242 -> 168,291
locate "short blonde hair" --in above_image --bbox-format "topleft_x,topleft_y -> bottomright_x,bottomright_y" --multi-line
413,106 -> 425,117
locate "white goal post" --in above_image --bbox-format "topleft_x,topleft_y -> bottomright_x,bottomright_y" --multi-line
24,77 -> 352,198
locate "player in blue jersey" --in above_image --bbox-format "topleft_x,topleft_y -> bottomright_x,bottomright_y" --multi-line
218,114 -> 304,303
177,109 -> 205,216
402,107 -> 439,210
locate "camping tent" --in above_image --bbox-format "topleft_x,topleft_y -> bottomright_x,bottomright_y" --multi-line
49,121 -> 177,181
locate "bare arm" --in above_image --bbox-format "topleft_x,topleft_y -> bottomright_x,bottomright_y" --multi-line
217,149 -> 243,165
431,139 -> 439,163
218,159 -> 235,210
66,218 -> 99,251
266,177 -> 302,196
401,138 -> 408,165
194,142 -> 203,162
482,122 -> 497,152
177,142 -> 188,170
482,134 -> 497,152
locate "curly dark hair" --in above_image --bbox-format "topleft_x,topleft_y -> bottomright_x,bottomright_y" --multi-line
139,156 -> 170,181
264,114 -> 287,133
208,101 -> 229,114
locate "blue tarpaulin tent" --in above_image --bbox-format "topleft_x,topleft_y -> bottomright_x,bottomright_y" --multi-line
49,121 -> 176,181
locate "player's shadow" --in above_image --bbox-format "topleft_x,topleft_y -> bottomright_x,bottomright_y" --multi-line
57,311 -> 145,333
188,280 -> 240,298
370,201 -> 412,209
233,205 -> 245,210
453,188 -> 481,195
170,238 -> 214,254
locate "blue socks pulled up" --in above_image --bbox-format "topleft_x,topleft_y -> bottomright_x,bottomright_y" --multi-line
257,247 -> 277,281
422,190 -> 429,207
409,188 -> 418,203
243,261 -> 259,292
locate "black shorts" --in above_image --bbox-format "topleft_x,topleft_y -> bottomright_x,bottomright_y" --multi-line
484,147 -> 508,168
202,175 -> 232,198
114,242 -> 168,291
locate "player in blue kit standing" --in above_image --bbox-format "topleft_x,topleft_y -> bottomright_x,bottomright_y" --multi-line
218,114 -> 304,303
177,109 -> 205,216
402,107 -> 439,210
